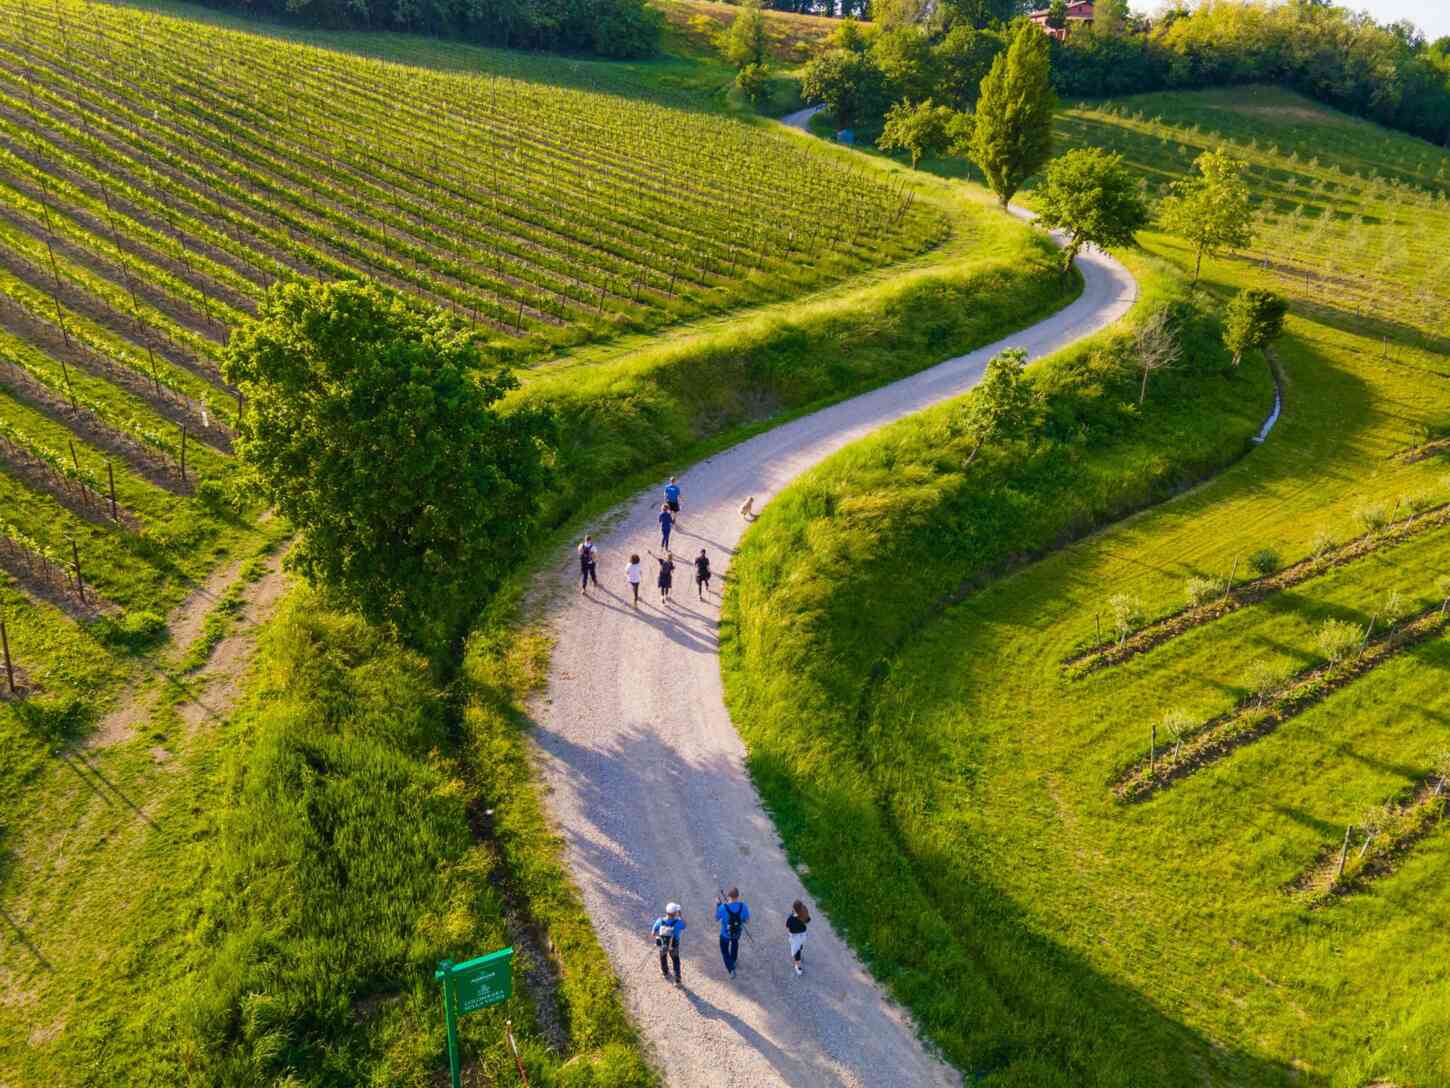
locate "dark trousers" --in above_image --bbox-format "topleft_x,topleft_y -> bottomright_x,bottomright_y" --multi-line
659,939 -> 680,979
630,581 -> 640,604
580,561 -> 597,589
661,526 -> 672,548
719,936 -> 739,973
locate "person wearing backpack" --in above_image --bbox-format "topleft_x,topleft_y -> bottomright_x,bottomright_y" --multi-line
650,902 -> 686,986
715,887 -> 750,978
575,535 -> 598,594
785,899 -> 810,976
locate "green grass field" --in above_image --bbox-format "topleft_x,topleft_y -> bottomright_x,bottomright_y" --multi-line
723,85 -> 1450,1086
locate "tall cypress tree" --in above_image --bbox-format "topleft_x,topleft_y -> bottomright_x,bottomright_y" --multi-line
962,22 -> 1056,209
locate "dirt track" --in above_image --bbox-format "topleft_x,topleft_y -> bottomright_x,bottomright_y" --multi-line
530,108 -> 1138,1087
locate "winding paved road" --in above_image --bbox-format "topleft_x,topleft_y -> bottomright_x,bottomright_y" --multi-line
529,113 -> 1138,1086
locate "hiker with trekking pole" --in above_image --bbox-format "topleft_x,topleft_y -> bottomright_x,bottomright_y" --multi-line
649,902 -> 687,986
716,886 -> 751,979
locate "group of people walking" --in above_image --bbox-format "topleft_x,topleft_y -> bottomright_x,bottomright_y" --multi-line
576,476 -> 713,605
649,889 -> 812,987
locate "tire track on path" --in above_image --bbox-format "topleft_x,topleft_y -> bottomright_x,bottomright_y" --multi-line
529,106 -> 1137,1087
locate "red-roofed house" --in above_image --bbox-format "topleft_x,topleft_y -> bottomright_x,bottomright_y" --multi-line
1028,2 -> 1095,41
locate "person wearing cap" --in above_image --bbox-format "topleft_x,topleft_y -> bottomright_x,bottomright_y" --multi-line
650,903 -> 687,985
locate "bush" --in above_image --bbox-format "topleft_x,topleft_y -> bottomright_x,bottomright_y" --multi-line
1380,588 -> 1413,628
1317,618 -> 1362,664
1309,529 -> 1336,561
1185,574 -> 1227,607
1357,503 -> 1390,532
1247,547 -> 1281,576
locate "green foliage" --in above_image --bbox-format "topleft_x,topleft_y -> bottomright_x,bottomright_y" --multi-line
877,98 -> 959,168
718,0 -> 768,69
1222,288 -> 1288,366
1248,547 -> 1281,575
871,26 -> 940,104
1156,148 -> 1256,282
95,609 -> 169,652
965,22 -> 1057,207
931,24 -> 1005,110
831,16 -> 871,53
948,346 -> 1035,464
1045,0 -> 1068,31
735,61 -> 771,105
1316,617 -> 1362,664
801,48 -> 890,129
224,280 -> 553,647
1033,148 -> 1149,274
1185,574 -> 1228,606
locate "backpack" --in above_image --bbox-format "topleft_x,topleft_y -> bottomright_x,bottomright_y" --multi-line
724,903 -> 743,940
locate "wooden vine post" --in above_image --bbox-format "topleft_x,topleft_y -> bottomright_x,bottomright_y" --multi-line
1335,825 -> 1352,882
0,609 -> 15,694
179,425 -> 187,483
1149,723 -> 1157,776
107,461 -> 118,521
70,538 -> 84,603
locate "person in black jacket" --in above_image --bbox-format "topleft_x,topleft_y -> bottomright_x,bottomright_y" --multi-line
786,899 -> 810,976
694,548 -> 711,600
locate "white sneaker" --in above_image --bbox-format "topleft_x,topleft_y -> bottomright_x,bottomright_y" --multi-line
794,964 -> 802,976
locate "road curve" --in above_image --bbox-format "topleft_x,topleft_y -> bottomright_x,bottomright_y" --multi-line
529,119 -> 1138,1087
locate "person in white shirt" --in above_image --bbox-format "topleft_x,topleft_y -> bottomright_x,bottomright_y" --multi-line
625,553 -> 643,606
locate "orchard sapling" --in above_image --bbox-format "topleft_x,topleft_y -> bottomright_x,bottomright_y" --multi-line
1135,307 -> 1182,406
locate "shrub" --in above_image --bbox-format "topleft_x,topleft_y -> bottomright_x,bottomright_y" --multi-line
1380,588 -> 1413,628
1357,502 -> 1390,532
1108,592 -> 1143,642
1185,574 -> 1227,606
1247,547 -> 1281,576
1309,529 -> 1336,561
1317,618 -> 1362,664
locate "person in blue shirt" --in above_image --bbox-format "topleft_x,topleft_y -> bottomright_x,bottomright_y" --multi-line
715,887 -> 750,978
650,902 -> 686,985
658,502 -> 674,549
664,476 -> 682,524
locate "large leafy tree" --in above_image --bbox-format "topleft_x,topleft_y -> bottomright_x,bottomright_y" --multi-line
801,49 -> 889,129
871,26 -> 940,103
1033,148 -> 1149,275
224,281 -> 554,647
962,22 -> 1056,208
1158,149 -> 1256,282
931,25 -> 1005,111
952,347 -> 1036,464
878,99 -> 959,168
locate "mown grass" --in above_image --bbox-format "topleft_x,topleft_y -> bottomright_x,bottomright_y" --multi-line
722,85 -> 1450,1085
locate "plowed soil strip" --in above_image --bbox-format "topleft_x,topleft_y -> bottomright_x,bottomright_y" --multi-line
1397,438 -> 1450,464
1066,503 -> 1450,676
0,439 -> 139,528
1114,609 -> 1450,803
0,535 -> 118,622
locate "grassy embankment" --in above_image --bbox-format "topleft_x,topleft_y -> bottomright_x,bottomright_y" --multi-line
722,85 -> 1450,1086
0,2 -> 1077,1085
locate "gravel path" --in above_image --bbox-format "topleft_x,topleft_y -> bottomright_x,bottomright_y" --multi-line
529,117 -> 1137,1087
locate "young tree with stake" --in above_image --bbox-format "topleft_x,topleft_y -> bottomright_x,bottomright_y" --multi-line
1033,148 -> 1149,277
1134,307 -> 1183,406
959,22 -> 1055,208
224,280 -> 554,649
1158,149 -> 1256,283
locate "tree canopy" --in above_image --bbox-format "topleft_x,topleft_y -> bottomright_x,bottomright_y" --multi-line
720,0 -> 769,69
801,48 -> 889,129
1158,149 -> 1256,282
224,281 -> 554,647
953,347 -> 1036,464
1222,288 -> 1289,366
964,22 -> 1056,208
877,99 -> 958,168
1033,148 -> 1149,274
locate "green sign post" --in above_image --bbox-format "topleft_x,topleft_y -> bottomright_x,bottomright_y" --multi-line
436,948 -> 514,1088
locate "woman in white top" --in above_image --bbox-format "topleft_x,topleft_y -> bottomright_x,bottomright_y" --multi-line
625,553 -> 643,606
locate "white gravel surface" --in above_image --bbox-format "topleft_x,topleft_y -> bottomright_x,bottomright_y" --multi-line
529,114 -> 1138,1087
